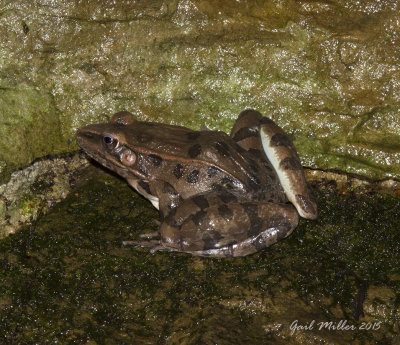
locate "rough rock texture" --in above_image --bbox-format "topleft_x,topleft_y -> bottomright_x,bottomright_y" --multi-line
0,152 -> 88,237
1,0 -> 400,182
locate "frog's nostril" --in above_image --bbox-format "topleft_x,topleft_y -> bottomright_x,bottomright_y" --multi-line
85,132 -> 94,139
78,131 -> 94,139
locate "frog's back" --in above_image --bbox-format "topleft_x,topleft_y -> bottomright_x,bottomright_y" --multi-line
126,123 -> 284,200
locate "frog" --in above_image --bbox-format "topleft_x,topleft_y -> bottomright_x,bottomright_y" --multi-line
76,109 -> 317,257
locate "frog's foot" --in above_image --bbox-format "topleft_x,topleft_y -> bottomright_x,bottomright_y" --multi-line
122,240 -> 160,248
159,197 -> 299,257
122,240 -> 179,254
231,109 -> 317,220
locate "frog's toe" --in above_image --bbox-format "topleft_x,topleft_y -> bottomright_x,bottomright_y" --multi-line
149,245 -> 174,254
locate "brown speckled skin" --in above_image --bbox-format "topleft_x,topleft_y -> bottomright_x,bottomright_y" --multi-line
76,110 -> 316,257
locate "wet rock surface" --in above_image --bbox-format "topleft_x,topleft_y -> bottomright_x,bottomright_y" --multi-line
0,168 -> 399,344
1,0 -> 400,182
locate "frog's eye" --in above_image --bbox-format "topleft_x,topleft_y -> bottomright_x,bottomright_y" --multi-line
103,133 -> 119,150
120,149 -> 136,166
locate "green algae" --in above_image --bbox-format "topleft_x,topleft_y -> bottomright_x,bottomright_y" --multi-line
0,86 -> 67,182
0,167 -> 399,344
1,0 -> 400,182
17,194 -> 43,217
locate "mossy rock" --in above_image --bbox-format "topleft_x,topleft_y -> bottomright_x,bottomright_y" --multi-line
1,0 -> 400,182
0,169 -> 399,344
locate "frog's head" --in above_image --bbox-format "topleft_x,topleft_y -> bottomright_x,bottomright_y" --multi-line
76,111 -> 149,180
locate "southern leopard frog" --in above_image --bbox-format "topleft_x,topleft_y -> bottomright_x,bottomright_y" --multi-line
76,110 -> 317,257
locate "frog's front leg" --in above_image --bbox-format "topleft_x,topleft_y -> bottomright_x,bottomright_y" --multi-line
159,192 -> 299,257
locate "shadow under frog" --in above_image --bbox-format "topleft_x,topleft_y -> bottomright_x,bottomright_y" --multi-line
76,110 -> 317,257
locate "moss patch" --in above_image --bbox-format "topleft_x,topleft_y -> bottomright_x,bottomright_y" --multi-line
0,169 -> 399,344
0,86 -> 66,182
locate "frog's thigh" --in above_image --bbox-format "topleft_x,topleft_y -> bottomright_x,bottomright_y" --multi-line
258,118 -> 318,220
159,201 -> 299,257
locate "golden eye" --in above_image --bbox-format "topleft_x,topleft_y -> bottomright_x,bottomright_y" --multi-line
120,149 -> 136,166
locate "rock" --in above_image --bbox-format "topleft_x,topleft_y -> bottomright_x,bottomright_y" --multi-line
0,0 -> 399,182
0,152 -> 88,237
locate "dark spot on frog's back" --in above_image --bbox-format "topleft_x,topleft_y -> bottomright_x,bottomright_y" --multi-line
241,203 -> 258,220
148,154 -> 163,166
192,195 -> 209,210
221,177 -> 236,189
242,203 -> 264,236
270,133 -> 293,148
218,190 -> 238,203
187,170 -> 199,184
187,132 -> 201,140
207,166 -> 220,177
173,163 -> 184,179
215,141 -> 230,157
188,143 -> 202,158
191,210 -> 207,226
280,157 -> 303,170
163,181 -> 177,195
218,204 -> 233,221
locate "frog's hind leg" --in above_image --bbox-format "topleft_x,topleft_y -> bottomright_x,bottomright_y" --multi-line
258,116 -> 317,219
159,197 -> 299,257
232,109 -> 317,220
